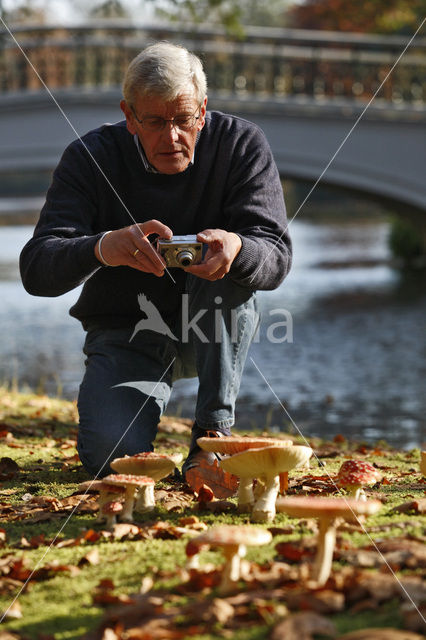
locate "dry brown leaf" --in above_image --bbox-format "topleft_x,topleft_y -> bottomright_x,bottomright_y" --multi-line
270,611 -> 337,640
124,618 -> 187,639
337,630 -> 425,640
0,457 -> 20,480
196,499 -> 237,513
392,499 -> 426,514
185,457 -> 238,499
78,548 -> 100,566
197,484 -> 215,503
285,588 -> 345,614
0,601 -> 22,620
155,489 -> 194,511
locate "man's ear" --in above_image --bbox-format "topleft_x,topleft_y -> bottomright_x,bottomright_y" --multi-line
197,96 -> 208,131
120,99 -> 137,135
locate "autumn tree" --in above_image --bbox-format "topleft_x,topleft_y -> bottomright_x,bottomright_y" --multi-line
148,0 -> 292,36
287,0 -> 426,34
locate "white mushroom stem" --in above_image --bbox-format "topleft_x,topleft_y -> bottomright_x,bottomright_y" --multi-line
135,484 -> 155,512
237,477 -> 255,513
347,486 -> 367,501
253,478 -> 266,501
220,544 -> 246,593
120,486 -> 138,522
312,517 -> 337,586
252,474 -> 280,523
104,511 -> 118,529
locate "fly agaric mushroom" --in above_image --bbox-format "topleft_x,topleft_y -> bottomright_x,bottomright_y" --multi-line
102,474 -> 154,522
185,524 -> 272,593
220,445 -> 313,522
77,479 -> 125,522
110,452 -> 182,512
102,500 -> 123,529
197,436 -> 294,513
276,496 -> 382,586
337,460 -> 382,501
197,435 -> 293,456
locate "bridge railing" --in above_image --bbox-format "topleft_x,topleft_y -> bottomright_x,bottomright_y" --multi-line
0,23 -> 425,106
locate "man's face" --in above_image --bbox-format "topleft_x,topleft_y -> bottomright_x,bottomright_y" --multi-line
121,93 -> 207,175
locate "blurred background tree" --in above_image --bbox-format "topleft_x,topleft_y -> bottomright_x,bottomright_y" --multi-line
89,0 -> 130,19
287,0 -> 426,34
147,0 -> 292,35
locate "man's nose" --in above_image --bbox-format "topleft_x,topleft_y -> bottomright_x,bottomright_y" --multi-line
161,121 -> 179,141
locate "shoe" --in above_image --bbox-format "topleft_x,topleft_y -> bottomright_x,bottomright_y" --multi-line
182,423 -> 238,499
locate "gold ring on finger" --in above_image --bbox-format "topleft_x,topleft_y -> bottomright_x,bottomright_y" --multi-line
133,248 -> 140,257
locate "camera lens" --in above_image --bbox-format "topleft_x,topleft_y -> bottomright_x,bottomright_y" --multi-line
176,250 -> 194,267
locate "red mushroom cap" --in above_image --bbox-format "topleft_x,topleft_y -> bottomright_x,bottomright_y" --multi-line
337,460 -> 381,487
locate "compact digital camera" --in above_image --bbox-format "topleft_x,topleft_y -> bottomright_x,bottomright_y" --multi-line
156,235 -> 203,268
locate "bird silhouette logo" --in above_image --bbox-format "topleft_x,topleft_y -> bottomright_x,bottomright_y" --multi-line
129,293 -> 178,342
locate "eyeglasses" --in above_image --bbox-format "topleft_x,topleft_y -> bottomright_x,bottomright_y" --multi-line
130,106 -> 201,132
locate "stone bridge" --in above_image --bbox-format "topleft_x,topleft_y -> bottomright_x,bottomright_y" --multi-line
0,23 -> 425,210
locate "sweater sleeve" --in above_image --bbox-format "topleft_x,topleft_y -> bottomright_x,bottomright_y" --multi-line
20,140 -> 104,297
224,122 -> 292,290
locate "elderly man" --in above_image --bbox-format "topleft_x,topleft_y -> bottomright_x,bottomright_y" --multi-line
20,42 -> 292,487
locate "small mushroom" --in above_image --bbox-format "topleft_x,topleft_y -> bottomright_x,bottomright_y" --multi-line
337,460 -> 382,501
77,479 -> 125,521
220,445 -> 312,522
185,524 -> 272,593
276,496 -> 382,586
110,452 -> 182,512
102,474 -> 154,522
101,500 -> 123,529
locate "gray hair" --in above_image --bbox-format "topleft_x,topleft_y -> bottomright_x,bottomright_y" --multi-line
123,42 -> 207,105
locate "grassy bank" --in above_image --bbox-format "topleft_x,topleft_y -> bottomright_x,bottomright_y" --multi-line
0,388 -> 424,639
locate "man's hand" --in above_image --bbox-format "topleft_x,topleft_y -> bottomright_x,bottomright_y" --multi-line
185,229 -> 242,281
95,221 -> 172,276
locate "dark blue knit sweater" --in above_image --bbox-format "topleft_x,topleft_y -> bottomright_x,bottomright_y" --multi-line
20,110 -> 292,330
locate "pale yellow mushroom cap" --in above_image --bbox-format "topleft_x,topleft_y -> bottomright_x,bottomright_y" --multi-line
111,452 -> 182,481
276,496 -> 382,522
219,445 -> 312,478
193,524 -> 272,548
197,435 -> 293,456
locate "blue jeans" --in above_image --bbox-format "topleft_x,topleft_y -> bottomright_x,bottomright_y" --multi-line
77,274 -> 260,477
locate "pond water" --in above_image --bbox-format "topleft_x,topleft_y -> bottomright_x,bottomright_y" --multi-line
0,202 -> 425,449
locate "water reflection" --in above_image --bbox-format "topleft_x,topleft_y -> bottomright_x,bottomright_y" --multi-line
0,215 -> 425,449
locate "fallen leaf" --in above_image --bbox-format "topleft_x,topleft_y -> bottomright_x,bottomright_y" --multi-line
392,499 -> 426,514
196,499 -> 237,513
270,611 -> 337,640
197,484 -> 214,503
0,601 -> 22,620
0,457 -> 20,480
78,548 -> 100,566
275,541 -> 315,563
110,523 -> 141,540
185,458 -> 238,499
